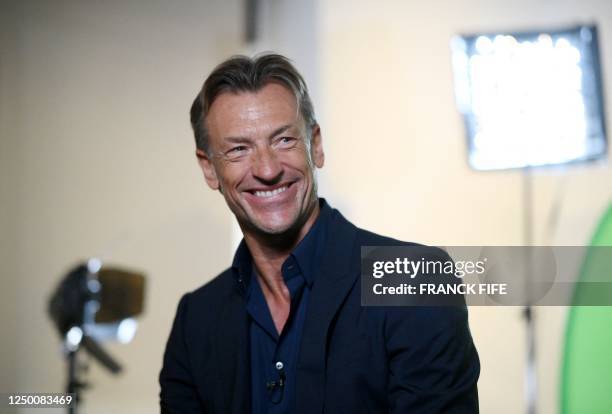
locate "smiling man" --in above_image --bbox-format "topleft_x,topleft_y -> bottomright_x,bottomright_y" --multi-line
159,54 -> 480,414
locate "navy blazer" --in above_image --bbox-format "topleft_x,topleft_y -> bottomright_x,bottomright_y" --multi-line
159,206 -> 480,413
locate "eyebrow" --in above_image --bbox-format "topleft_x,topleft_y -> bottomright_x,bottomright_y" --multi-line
222,124 -> 296,144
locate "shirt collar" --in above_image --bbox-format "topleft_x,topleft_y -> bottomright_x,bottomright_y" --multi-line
290,198 -> 331,286
231,198 -> 332,291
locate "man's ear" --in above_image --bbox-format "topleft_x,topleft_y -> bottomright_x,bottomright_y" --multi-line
310,124 -> 325,168
195,148 -> 220,190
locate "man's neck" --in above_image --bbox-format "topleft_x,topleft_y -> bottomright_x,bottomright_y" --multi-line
242,201 -> 320,298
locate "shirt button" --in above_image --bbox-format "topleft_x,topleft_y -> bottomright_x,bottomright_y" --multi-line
275,361 -> 284,370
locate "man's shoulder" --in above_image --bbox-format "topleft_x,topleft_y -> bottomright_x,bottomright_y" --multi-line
327,206 -> 451,264
183,267 -> 236,308
353,225 -> 450,261
354,226 -> 414,246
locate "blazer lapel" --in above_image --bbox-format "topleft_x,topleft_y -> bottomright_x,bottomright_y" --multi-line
212,289 -> 250,413
296,210 -> 359,413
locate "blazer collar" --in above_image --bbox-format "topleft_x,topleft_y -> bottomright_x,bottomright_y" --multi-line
212,289 -> 250,413
295,206 -> 360,413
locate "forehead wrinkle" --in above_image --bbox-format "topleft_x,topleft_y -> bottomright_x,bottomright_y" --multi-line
206,83 -> 303,146
222,108 -> 299,139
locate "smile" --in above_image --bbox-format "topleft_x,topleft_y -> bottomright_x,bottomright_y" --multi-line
253,185 -> 288,198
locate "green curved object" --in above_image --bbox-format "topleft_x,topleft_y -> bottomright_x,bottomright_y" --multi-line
561,203 -> 612,414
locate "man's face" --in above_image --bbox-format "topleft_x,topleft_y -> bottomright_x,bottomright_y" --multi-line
197,83 -> 324,236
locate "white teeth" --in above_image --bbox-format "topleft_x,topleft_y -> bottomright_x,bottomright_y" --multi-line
254,186 -> 288,198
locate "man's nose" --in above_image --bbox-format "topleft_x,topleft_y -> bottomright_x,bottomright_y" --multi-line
251,146 -> 283,182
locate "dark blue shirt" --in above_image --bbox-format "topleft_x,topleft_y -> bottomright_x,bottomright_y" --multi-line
231,200 -> 331,414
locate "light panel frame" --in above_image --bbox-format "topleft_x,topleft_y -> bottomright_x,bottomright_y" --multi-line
451,24 -> 608,171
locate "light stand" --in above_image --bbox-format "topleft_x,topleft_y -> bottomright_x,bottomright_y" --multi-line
451,24 -> 607,414
522,168 -> 537,414
66,349 -> 81,414
48,259 -> 145,414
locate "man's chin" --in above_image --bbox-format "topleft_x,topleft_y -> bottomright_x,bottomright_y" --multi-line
238,211 -> 301,237
251,219 -> 296,236
235,196 -> 318,239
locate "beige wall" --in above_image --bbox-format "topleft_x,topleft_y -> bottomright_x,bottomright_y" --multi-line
1,1 -> 242,413
1,0 -> 22,403
1,0 -> 611,413
319,1 -> 612,413
1,0 -> 318,413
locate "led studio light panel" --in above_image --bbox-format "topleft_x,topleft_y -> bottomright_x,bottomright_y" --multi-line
451,25 -> 607,170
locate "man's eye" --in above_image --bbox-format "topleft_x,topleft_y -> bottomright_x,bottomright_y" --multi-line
276,136 -> 297,147
224,145 -> 249,160
228,146 -> 247,154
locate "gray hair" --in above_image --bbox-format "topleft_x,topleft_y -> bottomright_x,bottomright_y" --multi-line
190,53 -> 316,154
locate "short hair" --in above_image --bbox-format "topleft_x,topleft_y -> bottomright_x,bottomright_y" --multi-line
190,53 -> 316,154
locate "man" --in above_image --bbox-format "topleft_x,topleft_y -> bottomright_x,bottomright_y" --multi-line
159,53 -> 480,413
